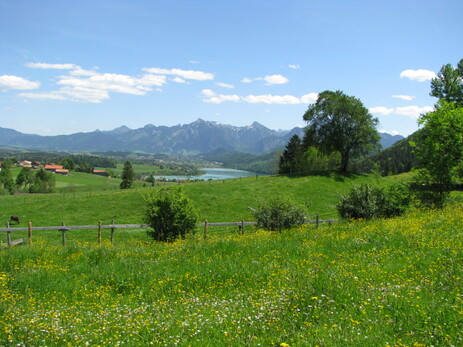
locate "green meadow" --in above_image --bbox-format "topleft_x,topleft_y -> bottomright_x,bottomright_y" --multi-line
1,173 -> 462,346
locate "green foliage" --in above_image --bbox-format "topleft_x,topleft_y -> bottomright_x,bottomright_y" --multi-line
303,90 -> 380,172
415,101 -> 463,185
278,134 -> 304,174
60,157 -> 76,170
29,168 -> 56,193
337,183 -> 410,220
76,162 -> 94,173
144,187 -> 198,242
119,160 -> 134,189
252,196 -> 307,231
0,163 -> 15,194
430,58 -> 463,107
15,167 -> 36,190
409,168 -> 450,209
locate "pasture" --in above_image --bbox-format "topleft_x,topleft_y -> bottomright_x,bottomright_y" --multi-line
0,204 -> 462,346
1,173 -> 462,346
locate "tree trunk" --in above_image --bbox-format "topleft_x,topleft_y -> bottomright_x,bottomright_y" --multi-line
340,151 -> 349,173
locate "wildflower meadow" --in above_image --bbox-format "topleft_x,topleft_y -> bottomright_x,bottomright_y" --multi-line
1,204 -> 462,346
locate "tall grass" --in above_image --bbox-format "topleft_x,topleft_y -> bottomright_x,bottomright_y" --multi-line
1,204 -> 462,346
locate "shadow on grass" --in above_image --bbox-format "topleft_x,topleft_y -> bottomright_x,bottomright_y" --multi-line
278,171 -> 367,182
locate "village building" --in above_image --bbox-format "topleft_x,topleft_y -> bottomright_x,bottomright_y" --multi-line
44,164 -> 65,173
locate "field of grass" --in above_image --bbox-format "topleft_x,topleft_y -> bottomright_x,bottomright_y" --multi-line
1,173 -> 405,229
1,203 -> 462,346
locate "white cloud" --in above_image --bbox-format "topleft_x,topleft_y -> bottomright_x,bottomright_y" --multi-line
395,106 -> 434,118
262,74 -> 289,85
216,82 -> 235,89
369,106 -> 395,116
370,105 -> 434,119
288,64 -> 300,69
201,90 -> 318,105
244,94 -> 299,104
171,77 -> 187,83
300,93 -> 318,104
143,67 -> 214,81
26,62 -> 81,70
201,89 -> 217,98
0,75 -> 40,90
200,89 -> 240,103
400,69 -> 436,82
392,94 -> 415,101
241,74 -> 289,85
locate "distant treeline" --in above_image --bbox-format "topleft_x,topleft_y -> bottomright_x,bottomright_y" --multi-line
0,151 -> 117,168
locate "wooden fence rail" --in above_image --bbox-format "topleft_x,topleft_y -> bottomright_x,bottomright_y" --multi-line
1,217 -> 339,247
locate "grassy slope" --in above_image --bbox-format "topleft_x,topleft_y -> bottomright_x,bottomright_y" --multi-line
0,173 -> 405,228
0,204 -> 461,346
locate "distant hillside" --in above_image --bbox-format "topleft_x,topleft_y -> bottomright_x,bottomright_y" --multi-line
0,120 -> 403,156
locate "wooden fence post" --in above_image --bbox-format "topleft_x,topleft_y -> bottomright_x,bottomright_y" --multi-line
110,219 -> 115,244
316,214 -> 319,228
61,222 -> 66,246
240,220 -> 244,234
28,222 -> 32,245
98,221 -> 102,244
204,220 -> 208,239
6,222 -> 11,247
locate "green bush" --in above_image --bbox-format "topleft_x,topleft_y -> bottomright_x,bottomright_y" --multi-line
144,187 -> 198,242
408,169 -> 450,209
252,196 -> 307,232
337,183 -> 410,220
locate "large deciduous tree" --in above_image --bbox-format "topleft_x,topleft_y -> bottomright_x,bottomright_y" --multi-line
303,90 -> 380,173
430,58 -> 463,107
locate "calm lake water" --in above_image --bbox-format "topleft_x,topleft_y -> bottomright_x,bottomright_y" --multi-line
153,168 -> 256,181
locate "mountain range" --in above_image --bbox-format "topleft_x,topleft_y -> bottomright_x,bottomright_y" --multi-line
0,119 -> 404,155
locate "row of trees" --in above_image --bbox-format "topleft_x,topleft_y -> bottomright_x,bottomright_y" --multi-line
279,58 -> 463,209
0,164 -> 56,194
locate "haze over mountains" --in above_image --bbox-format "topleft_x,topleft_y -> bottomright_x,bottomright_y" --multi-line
0,119 -> 403,155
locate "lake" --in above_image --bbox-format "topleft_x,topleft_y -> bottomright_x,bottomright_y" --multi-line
153,168 -> 256,181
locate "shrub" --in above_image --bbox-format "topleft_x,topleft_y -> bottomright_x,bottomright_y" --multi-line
337,183 -> 410,220
408,168 -> 449,209
144,187 -> 198,242
252,196 -> 307,232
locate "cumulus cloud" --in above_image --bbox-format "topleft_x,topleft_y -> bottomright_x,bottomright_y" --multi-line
288,64 -> 300,69
400,69 -> 436,82
240,74 -> 289,85
0,75 -> 40,90
143,67 -> 214,81
21,87 -> 110,103
201,90 -> 318,105
19,63 -> 220,103
171,77 -> 187,83
262,74 -> 289,85
300,93 -> 318,104
216,82 -> 235,89
392,94 -> 415,101
26,62 -> 81,70
370,105 -> 434,119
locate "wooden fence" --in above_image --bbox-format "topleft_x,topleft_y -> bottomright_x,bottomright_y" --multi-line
0,217 -> 339,247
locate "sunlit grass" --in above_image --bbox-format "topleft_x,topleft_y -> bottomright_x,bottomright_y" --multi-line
1,204 -> 462,346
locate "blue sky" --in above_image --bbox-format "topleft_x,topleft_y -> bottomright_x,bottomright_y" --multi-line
0,0 -> 461,137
